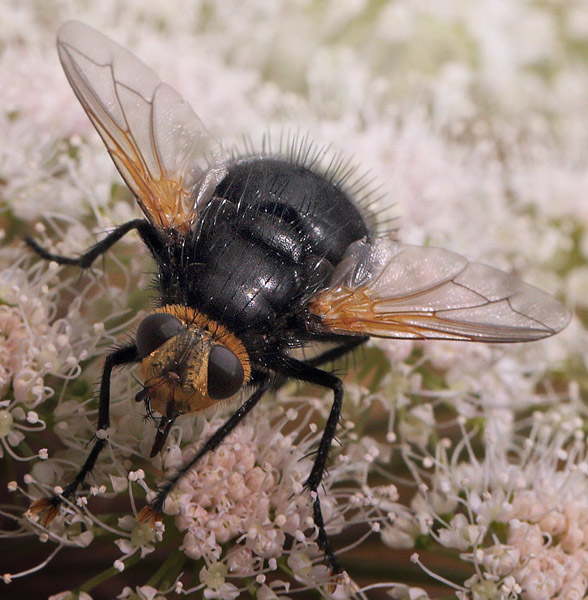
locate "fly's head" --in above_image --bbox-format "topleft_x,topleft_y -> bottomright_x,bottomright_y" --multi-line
134,306 -> 251,455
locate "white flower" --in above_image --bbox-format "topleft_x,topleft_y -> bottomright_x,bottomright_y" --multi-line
0,1 -> 582,599
118,586 -> 164,600
481,545 -> 520,577
49,592 -> 93,600
437,514 -> 484,551
166,406 -> 355,594
114,516 -> 157,559
388,585 -> 431,600
412,408 -> 588,598
398,403 -> 435,448
199,563 -> 239,600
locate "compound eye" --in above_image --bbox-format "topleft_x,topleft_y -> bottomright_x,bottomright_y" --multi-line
207,345 -> 244,400
136,313 -> 183,358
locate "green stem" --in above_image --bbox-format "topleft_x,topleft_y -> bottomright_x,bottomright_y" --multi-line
340,556 -> 469,587
147,548 -> 187,589
241,576 -> 258,597
78,551 -> 142,593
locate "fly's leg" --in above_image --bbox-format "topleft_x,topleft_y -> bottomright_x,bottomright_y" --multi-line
27,218 -> 162,520
30,344 -> 138,524
25,218 -> 161,268
139,374 -> 271,522
302,336 -> 367,368
275,355 -> 345,574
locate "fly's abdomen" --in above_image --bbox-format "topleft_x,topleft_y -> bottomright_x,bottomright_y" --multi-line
189,232 -> 300,330
169,158 -> 372,333
214,158 -> 371,264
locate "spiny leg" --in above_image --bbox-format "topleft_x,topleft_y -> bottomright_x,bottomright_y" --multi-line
27,219 -> 151,520
25,218 -> 160,268
270,337 -> 366,391
31,344 -> 138,523
276,355 -> 345,574
302,336 -> 367,368
150,414 -> 178,458
139,374 -> 271,520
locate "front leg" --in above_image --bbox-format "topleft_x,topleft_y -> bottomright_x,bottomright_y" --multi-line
139,373 -> 271,522
274,355 -> 345,574
26,218 -> 162,268
30,343 -> 138,524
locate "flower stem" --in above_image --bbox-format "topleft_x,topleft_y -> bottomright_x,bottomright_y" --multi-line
77,552 -> 143,593
146,548 -> 187,589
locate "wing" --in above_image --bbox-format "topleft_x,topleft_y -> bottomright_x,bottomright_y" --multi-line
57,20 -> 227,231
308,239 -> 571,342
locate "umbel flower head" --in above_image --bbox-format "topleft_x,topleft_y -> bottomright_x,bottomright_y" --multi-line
405,402 -> 588,600
0,237 -> 117,463
0,1 -> 585,599
16,380 -> 398,597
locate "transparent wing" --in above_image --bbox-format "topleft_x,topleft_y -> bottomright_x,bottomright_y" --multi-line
57,20 -> 227,231
309,239 -> 571,342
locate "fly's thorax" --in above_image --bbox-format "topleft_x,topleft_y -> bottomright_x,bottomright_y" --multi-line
137,305 -> 251,416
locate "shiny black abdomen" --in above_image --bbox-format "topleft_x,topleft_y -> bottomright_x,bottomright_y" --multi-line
158,158 -> 370,334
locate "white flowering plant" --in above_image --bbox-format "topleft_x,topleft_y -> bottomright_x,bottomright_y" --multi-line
1,1 -> 586,599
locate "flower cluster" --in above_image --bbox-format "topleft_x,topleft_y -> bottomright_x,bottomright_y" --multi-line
0,244 -> 103,461
396,404 -> 587,599
163,406 -> 342,597
0,1 -> 585,599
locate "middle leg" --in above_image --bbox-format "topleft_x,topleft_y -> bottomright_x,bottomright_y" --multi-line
273,354 -> 346,574
31,343 -> 139,524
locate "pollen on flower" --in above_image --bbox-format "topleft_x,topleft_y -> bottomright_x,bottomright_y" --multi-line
274,514 -> 287,527
0,410 -> 14,437
26,411 -> 39,424
128,470 -> 145,481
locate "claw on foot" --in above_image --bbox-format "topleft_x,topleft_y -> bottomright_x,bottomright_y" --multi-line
29,497 -> 60,526
137,504 -> 162,527
327,569 -> 349,594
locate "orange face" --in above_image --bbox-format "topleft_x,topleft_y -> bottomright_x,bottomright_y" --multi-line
140,328 -> 212,415
136,306 -> 251,418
